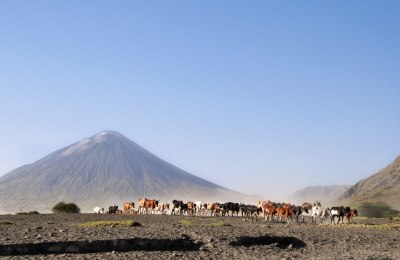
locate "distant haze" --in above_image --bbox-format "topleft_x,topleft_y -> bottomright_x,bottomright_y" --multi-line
286,185 -> 351,206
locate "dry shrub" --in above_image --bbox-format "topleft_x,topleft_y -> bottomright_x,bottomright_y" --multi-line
52,202 -> 80,214
358,202 -> 399,218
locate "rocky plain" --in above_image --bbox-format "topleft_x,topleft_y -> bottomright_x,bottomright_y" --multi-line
1,213 -> 400,259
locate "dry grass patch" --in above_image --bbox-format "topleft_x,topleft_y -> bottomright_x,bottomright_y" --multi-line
209,221 -> 231,227
80,220 -> 141,227
0,221 -> 13,225
179,219 -> 193,226
351,223 -> 400,230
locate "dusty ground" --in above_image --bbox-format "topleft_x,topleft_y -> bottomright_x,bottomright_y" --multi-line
1,213 -> 400,259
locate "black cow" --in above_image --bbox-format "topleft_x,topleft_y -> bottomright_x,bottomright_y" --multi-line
227,202 -> 240,217
330,206 -> 351,224
108,205 -> 119,214
171,200 -> 187,215
219,202 -> 240,217
293,206 -> 309,223
240,204 -> 262,222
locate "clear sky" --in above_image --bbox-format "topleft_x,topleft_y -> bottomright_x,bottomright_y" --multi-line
1,1 -> 399,200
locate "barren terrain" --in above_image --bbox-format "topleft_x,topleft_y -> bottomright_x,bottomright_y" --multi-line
1,213 -> 400,259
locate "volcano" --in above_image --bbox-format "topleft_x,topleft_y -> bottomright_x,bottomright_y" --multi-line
0,131 -> 249,213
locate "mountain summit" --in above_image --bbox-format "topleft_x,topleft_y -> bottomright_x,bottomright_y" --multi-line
0,131 -> 247,213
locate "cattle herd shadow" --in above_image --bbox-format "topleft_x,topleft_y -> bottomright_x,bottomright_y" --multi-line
0,235 -> 307,256
229,235 -> 307,249
0,237 -> 203,256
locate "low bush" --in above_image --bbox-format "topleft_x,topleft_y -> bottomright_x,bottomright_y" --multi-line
15,211 -> 40,215
52,202 -> 80,214
358,202 -> 400,218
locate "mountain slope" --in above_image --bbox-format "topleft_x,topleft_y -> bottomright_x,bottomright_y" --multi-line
339,156 -> 400,210
0,131 -> 250,213
286,185 -> 351,206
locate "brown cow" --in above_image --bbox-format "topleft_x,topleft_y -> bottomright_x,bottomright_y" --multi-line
302,202 -> 313,210
276,206 -> 296,223
144,199 -> 159,214
138,198 -> 146,214
345,208 -> 358,223
186,201 -> 195,216
123,202 -> 135,214
263,203 -> 277,221
207,202 -> 219,216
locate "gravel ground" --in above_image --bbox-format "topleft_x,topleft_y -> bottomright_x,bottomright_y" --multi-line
1,213 -> 400,259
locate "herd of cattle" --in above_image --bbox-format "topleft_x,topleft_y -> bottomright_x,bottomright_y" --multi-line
93,199 -> 358,225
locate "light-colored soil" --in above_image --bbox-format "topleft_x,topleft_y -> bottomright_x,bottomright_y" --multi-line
1,214 -> 400,259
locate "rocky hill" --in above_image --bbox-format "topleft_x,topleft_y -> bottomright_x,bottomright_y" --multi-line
339,156 -> 400,210
0,131 -> 251,213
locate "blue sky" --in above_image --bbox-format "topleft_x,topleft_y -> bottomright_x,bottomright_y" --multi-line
1,1 -> 399,199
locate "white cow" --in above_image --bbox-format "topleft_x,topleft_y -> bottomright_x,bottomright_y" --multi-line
194,201 -> 207,216
154,202 -> 170,215
311,202 -> 322,223
321,207 -> 331,223
93,207 -> 104,214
